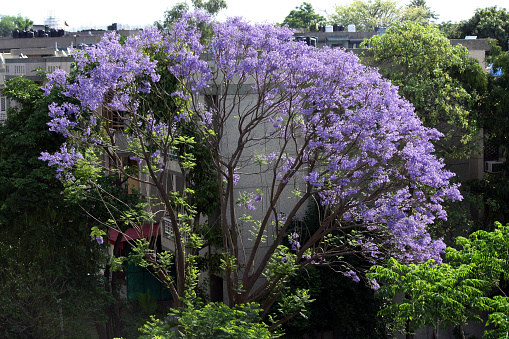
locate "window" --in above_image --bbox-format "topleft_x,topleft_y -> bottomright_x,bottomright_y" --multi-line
0,96 -> 7,122
47,65 -> 60,73
14,65 -> 25,74
102,90 -> 125,131
5,66 -> 9,74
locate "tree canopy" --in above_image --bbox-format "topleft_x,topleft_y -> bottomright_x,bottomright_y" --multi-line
40,13 -> 461,327
401,0 -> 438,24
369,222 -> 509,338
456,6 -> 509,50
328,0 -> 439,30
483,43 -> 509,157
364,21 -> 487,158
0,76 -> 110,337
281,2 -> 325,31
0,14 -> 32,37
328,0 -> 401,31
155,0 -> 227,30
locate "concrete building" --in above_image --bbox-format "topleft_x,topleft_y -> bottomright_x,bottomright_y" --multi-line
0,26 -> 141,123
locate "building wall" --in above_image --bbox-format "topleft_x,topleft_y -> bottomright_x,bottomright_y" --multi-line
0,29 -> 140,53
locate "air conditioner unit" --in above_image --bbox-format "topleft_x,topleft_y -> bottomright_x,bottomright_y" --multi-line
484,161 -> 504,173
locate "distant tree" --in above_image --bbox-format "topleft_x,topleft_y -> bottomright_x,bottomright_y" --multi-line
401,0 -> 438,24
281,2 -> 325,31
456,6 -> 509,50
328,0 -> 401,31
15,16 -> 32,31
0,15 -> 32,36
155,0 -> 227,29
437,21 -> 461,39
0,15 -> 16,36
364,21 -> 488,158
483,42 -> 509,162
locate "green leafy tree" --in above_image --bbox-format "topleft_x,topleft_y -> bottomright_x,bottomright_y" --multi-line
483,42 -> 509,154
437,21 -> 461,39
155,0 -> 227,29
456,6 -> 509,50
369,221 -> 509,338
281,2 -> 325,31
0,76 -> 111,338
328,0 -> 401,31
401,0 -> 438,24
139,300 -> 275,338
463,43 -> 509,231
0,14 -> 32,36
15,16 -> 32,31
363,21 -> 487,158
0,15 -> 17,36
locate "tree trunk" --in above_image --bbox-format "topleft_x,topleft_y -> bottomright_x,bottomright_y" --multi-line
96,233 -> 125,339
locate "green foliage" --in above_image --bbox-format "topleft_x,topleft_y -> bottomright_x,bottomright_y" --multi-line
402,0 -> 438,24
369,258 -> 489,334
155,0 -> 227,30
282,203 -> 390,338
437,21 -> 461,39
176,119 -> 221,218
466,171 -> 509,229
0,14 -> 32,37
0,76 -> 111,337
363,21 -> 487,158
456,6 -> 509,50
137,289 -> 159,316
139,301 -> 275,338
369,222 -> 509,337
287,266 -> 390,338
15,16 -> 33,31
482,43 -> 509,154
0,258 -> 111,338
281,2 -> 325,31
328,0 -> 401,31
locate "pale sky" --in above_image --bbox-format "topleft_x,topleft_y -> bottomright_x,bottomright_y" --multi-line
1,0 -> 507,32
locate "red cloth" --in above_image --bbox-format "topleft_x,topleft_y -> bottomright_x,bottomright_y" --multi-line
107,224 -> 160,247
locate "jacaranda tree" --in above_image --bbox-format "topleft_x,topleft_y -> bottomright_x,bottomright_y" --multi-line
40,13 -> 461,326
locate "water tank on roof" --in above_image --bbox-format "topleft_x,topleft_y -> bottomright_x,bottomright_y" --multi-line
12,30 -> 19,38
325,25 -> 333,33
26,30 -> 34,38
348,24 -> 356,32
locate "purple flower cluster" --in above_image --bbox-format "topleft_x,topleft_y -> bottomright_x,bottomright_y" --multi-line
289,233 -> 300,251
344,270 -> 361,283
39,143 -> 83,179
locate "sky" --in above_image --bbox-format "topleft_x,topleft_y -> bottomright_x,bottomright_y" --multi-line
1,0 -> 508,32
